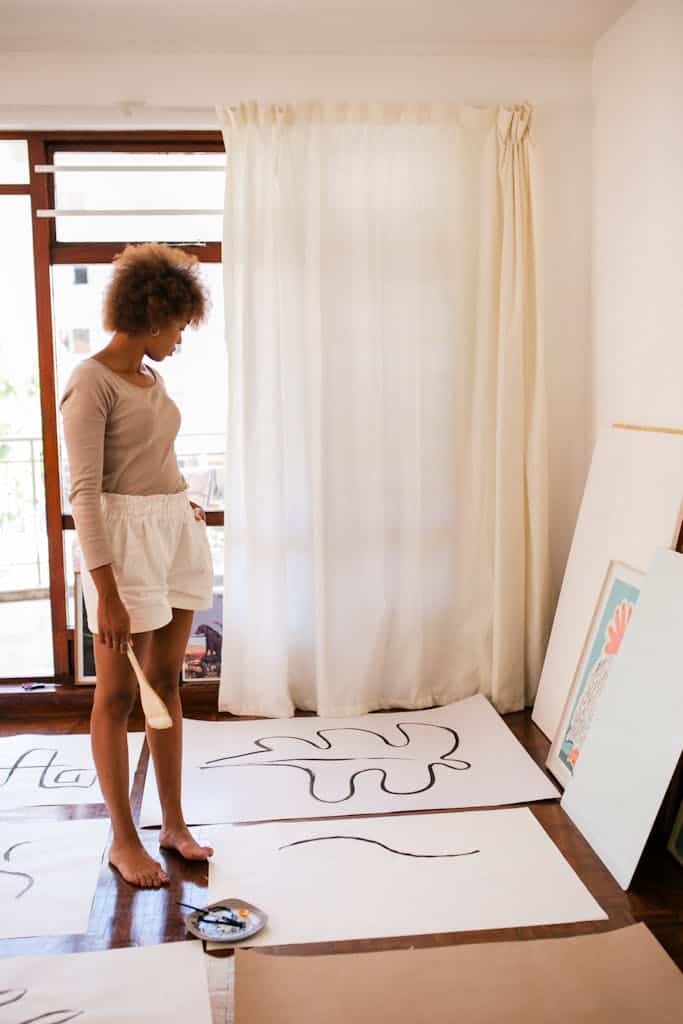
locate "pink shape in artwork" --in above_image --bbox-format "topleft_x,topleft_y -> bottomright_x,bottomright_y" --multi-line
604,600 -> 634,656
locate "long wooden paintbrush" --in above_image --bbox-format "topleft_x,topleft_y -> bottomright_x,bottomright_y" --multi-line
127,644 -> 173,730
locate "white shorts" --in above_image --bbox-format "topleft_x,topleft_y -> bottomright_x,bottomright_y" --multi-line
81,492 -> 214,635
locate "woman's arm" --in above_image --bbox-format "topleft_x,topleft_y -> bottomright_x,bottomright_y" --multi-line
89,565 -> 131,653
60,364 -> 131,652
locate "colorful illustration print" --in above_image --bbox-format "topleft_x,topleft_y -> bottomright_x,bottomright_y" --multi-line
560,570 -> 641,774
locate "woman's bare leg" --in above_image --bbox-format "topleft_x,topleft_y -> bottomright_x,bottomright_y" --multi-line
143,608 -> 213,861
91,632 -> 169,887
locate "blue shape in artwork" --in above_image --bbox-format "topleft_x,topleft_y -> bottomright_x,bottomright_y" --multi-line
560,574 -> 640,774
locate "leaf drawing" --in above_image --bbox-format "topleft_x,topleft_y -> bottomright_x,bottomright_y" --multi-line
200,722 -> 472,803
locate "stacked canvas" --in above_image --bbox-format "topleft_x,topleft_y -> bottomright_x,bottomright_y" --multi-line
533,425 -> 683,889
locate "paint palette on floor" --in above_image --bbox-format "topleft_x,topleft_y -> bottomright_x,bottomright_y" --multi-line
206,807 -> 605,947
0,939 -> 213,1023
0,732 -> 144,810
141,695 -> 558,826
0,818 -> 109,939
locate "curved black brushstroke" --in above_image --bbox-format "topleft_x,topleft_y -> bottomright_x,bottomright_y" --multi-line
199,722 -> 471,803
0,841 -> 35,898
4,841 -> 32,861
0,988 -> 27,1007
254,756 -> 412,763
0,989 -> 83,1024
204,722 -> 464,762
0,866 -> 35,899
214,760 -> 472,804
278,835 -> 480,859
19,1012 -> 84,1024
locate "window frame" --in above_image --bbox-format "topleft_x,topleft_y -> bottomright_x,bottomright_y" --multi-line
0,130 -> 225,684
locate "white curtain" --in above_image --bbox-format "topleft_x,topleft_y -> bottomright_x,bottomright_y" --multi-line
218,101 -> 551,718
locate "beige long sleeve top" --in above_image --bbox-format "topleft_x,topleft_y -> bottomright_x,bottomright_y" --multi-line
60,357 -> 187,570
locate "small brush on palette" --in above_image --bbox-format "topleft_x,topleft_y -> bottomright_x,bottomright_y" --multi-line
178,899 -> 268,943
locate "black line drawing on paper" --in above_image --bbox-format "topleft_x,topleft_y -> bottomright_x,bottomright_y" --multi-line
0,748 -> 97,792
0,841 -> 35,899
200,723 -> 472,803
0,987 -> 83,1023
278,836 -> 480,859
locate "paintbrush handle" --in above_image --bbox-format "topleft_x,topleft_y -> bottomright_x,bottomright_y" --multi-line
127,644 -> 173,730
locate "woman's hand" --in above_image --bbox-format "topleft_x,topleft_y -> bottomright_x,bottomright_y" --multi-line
189,500 -> 206,522
97,591 -> 132,653
90,564 -> 132,653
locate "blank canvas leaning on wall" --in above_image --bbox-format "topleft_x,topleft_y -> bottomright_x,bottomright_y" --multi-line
532,426 -> 683,741
562,549 -> 683,890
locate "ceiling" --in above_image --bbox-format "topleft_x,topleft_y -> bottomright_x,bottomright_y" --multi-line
0,1 -> 635,56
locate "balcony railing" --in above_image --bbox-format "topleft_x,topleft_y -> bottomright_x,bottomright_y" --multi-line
0,432 -> 225,599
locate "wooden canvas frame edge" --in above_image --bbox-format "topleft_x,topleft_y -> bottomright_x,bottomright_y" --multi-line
546,559 -> 645,788
74,571 -> 96,686
666,799 -> 683,867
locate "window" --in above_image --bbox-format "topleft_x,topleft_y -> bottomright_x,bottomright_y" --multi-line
52,150 -> 224,242
52,263 -> 226,514
0,131 -> 225,683
0,193 -> 54,677
0,140 -> 29,183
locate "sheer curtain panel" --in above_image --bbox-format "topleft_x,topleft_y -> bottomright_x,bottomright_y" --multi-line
218,101 -> 550,718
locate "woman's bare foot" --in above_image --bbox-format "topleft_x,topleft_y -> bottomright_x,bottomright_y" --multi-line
109,839 -> 170,888
159,824 -> 214,861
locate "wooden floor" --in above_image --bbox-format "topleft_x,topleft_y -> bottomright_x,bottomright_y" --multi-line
1,706 -> 681,972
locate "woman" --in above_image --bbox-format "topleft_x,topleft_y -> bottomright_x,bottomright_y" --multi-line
61,243 -> 214,887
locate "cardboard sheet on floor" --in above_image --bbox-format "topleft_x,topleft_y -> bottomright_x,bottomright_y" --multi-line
233,923 -> 683,1024
0,732 -> 144,810
0,818 -> 109,938
0,940 -> 212,1023
562,549 -> 683,889
207,807 -> 605,947
141,695 -> 558,826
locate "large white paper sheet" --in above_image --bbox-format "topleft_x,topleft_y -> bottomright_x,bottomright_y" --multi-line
0,940 -> 212,1024
207,808 -> 605,946
0,818 -> 109,938
0,732 -> 144,810
562,549 -> 683,889
141,695 -> 558,826
532,426 -> 683,740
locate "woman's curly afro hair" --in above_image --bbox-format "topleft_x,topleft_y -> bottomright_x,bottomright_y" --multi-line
103,242 -> 208,334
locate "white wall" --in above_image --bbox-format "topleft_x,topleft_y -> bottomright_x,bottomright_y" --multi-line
592,0 -> 683,435
0,52 -> 593,597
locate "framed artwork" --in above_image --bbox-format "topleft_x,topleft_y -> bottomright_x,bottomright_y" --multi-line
667,800 -> 683,868
547,560 -> 643,787
74,571 -> 97,685
532,426 -> 683,741
182,588 -> 223,682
